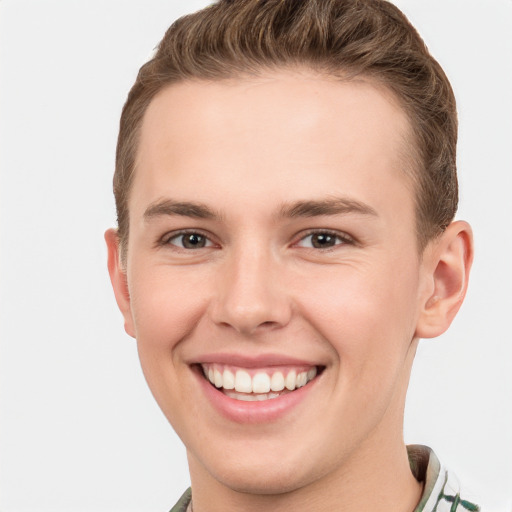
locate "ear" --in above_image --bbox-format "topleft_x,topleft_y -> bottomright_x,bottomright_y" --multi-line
105,228 -> 136,338
415,221 -> 474,339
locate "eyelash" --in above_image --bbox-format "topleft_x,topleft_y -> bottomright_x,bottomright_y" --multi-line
159,229 -> 354,251
160,230 -> 215,249
294,229 -> 355,250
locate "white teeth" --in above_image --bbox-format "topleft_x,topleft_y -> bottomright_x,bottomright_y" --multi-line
227,391 -> 259,401
285,370 -> 296,391
213,369 -> 222,388
252,372 -> 271,393
223,369 -> 235,390
202,364 -> 319,398
270,372 -> 285,392
225,390 -> 283,401
296,371 -> 307,388
235,370 -> 252,393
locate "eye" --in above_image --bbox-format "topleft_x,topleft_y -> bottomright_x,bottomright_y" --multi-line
165,232 -> 214,249
296,231 -> 351,249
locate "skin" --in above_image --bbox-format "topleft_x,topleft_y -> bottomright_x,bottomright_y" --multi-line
106,69 -> 473,512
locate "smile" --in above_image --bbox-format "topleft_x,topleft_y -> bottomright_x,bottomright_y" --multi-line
200,363 -> 318,401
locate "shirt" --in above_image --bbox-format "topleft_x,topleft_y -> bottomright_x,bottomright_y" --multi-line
169,445 -> 481,512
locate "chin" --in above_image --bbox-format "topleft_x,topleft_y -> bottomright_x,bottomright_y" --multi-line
196,447 -> 329,496
215,467 -> 310,496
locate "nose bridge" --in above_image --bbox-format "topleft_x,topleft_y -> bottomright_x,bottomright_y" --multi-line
210,238 -> 291,334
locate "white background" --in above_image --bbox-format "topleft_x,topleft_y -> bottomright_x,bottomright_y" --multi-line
1,1 -> 511,510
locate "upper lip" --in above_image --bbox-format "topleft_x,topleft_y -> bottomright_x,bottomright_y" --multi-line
189,352 -> 322,368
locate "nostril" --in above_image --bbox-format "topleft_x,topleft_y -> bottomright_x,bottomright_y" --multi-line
259,321 -> 279,329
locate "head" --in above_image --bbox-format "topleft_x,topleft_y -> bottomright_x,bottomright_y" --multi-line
106,0 -> 472,503
114,0 -> 458,262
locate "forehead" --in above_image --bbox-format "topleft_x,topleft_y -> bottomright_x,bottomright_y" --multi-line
132,70 -> 415,219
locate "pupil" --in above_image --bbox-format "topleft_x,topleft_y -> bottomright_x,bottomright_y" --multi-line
183,234 -> 205,248
312,233 -> 334,248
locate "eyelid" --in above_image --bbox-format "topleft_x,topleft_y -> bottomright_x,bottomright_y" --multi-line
159,229 -> 218,248
293,229 -> 356,248
156,228 -> 355,250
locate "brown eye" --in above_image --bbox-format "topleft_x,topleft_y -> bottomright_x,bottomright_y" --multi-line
167,232 -> 212,249
310,233 -> 336,248
296,231 -> 350,249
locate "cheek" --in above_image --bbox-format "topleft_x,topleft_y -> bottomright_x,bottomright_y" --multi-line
128,265 -> 209,351
297,257 -> 421,368
127,266 -> 212,427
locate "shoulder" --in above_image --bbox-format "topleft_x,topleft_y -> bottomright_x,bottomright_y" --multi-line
409,445 -> 482,512
169,487 -> 192,512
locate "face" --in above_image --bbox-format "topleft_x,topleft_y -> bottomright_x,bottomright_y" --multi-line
111,71 -> 435,495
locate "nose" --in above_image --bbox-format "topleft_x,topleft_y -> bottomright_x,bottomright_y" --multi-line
209,244 -> 292,335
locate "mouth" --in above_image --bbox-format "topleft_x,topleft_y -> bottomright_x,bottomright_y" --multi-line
199,363 -> 322,402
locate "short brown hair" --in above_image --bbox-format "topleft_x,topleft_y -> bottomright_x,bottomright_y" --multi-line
114,0 -> 458,257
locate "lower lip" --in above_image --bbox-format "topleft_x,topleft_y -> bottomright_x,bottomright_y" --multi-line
194,366 -> 319,424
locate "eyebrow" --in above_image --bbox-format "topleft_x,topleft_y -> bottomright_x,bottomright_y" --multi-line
143,199 -> 219,221
278,197 -> 378,218
143,196 -> 378,222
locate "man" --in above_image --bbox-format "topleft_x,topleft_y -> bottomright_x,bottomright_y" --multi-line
105,0 -> 478,510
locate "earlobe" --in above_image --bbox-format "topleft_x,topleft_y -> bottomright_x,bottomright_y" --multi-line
415,221 -> 474,339
104,228 -> 136,338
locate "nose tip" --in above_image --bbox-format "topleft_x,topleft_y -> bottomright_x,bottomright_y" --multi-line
215,303 -> 285,336
209,252 -> 292,335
